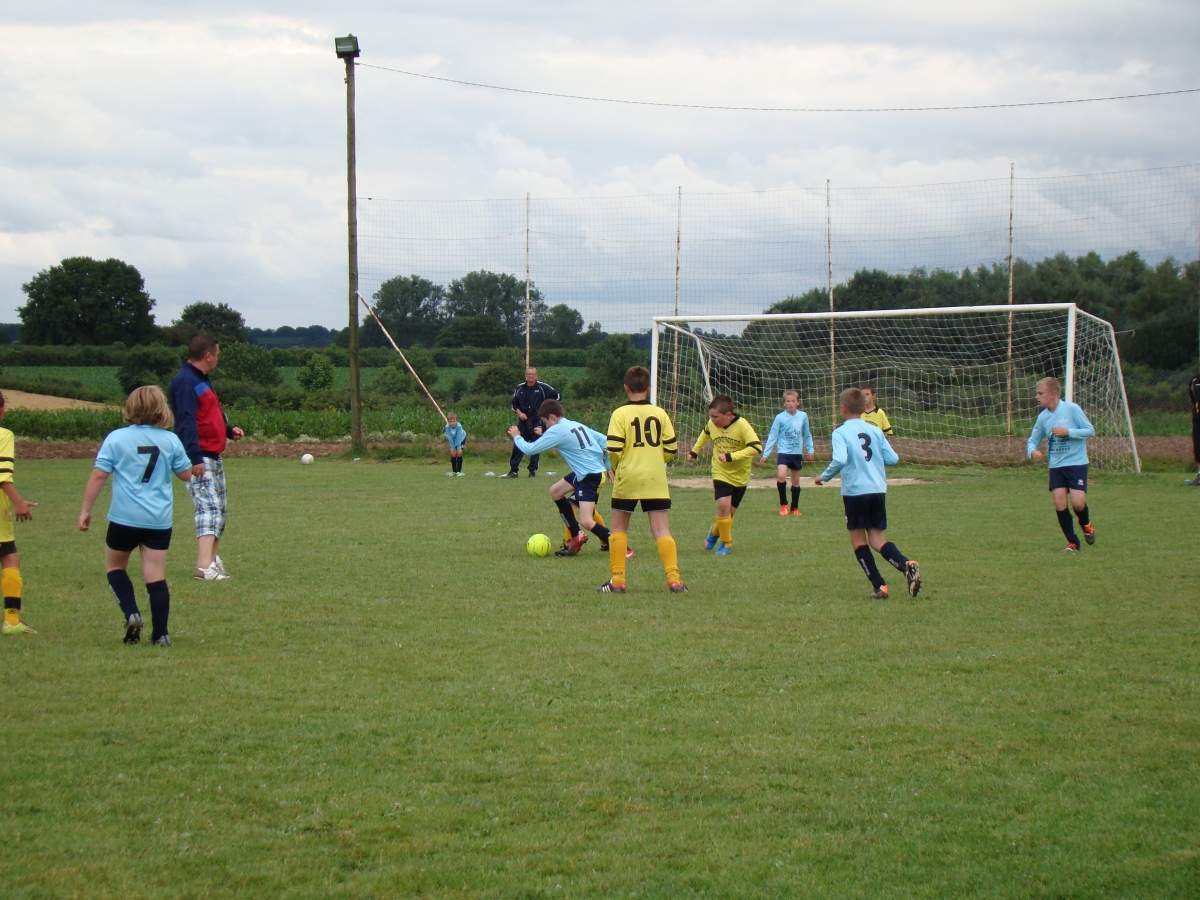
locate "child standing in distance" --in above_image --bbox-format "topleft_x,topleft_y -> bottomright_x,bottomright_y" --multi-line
0,392 -> 38,636
814,388 -> 922,599
508,399 -> 613,556
1025,376 -> 1096,552
860,385 -> 893,436
443,412 -> 467,476
78,386 -> 193,646
761,390 -> 815,517
688,395 -> 762,556
601,366 -> 686,593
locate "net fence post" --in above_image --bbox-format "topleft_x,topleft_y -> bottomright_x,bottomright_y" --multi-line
1065,303 -> 1078,401
826,178 -> 836,428
670,185 -> 682,423
524,191 -> 532,368
1006,162 -> 1016,438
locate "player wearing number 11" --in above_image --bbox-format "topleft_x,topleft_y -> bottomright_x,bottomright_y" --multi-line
78,386 -> 194,646
814,388 -> 922,599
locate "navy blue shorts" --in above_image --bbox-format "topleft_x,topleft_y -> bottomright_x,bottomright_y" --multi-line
106,522 -> 173,552
1048,465 -> 1088,493
713,479 -> 748,509
842,493 -> 887,531
565,471 -> 603,504
777,453 -> 805,471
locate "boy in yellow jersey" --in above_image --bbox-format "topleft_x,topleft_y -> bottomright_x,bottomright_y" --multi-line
861,385 -> 893,436
0,392 -> 37,635
688,395 -> 762,556
600,366 -> 685,594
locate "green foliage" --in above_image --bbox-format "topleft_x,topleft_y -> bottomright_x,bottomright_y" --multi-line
0,375 -> 116,405
215,341 -> 280,386
576,333 -> 647,397
20,257 -> 157,345
435,314 -> 512,348
472,350 -> 524,397
175,301 -> 248,345
116,345 -> 180,395
297,354 -> 335,392
362,275 -> 446,347
536,303 -> 585,347
444,270 -> 544,344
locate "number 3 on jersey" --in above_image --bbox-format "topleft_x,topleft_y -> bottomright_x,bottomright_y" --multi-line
856,432 -> 873,462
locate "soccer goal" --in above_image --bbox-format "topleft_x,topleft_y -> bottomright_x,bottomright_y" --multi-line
651,303 -> 1140,472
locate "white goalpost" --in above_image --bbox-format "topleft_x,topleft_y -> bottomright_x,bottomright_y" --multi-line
651,303 -> 1140,472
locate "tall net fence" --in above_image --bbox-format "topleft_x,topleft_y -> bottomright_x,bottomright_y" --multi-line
358,164 -> 1200,338
653,306 -> 1139,471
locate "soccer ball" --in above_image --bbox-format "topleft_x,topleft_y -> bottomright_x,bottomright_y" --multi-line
526,533 -> 552,557
300,453 -> 314,465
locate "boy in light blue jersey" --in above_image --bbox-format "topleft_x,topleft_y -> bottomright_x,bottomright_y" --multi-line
78,386 -> 193,646
761,389 -> 815,516
443,412 -> 467,476
1025,376 -> 1097,552
814,388 -> 922,599
508,399 -> 613,556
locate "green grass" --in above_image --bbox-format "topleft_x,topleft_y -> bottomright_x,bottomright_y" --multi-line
2,460 -> 1198,896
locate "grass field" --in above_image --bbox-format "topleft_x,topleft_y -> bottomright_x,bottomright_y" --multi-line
1,457 -> 1197,896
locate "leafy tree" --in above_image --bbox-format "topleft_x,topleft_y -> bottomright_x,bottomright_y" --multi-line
176,302 -> 248,345
362,275 -> 446,347
536,304 -> 585,348
472,350 -> 524,397
577,334 -> 646,397
444,270 -> 544,344
20,257 -> 157,344
435,315 -> 511,348
216,342 -> 280,386
117,345 -> 181,395
298,354 -> 335,392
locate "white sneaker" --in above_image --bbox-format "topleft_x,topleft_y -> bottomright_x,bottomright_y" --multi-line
213,555 -> 229,577
194,563 -> 230,582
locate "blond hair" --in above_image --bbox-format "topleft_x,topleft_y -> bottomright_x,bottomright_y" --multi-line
1036,376 -> 1061,395
123,385 -> 174,429
783,389 -> 799,401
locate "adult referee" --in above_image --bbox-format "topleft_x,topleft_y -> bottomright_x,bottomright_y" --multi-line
503,367 -> 560,478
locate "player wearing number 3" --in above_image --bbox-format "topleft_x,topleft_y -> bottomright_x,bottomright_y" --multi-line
814,388 -> 922,599
601,366 -> 686,594
78,386 -> 193,646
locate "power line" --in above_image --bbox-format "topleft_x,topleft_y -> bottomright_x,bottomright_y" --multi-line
357,62 -> 1200,113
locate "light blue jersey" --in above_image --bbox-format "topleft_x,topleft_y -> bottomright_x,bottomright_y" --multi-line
95,425 -> 192,529
443,422 -> 467,449
1026,400 -> 1094,468
512,417 -> 608,476
762,409 -> 814,458
819,418 -> 899,496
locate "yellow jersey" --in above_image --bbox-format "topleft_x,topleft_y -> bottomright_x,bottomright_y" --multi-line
862,407 -> 893,435
691,416 -> 762,487
606,400 -> 678,499
0,428 -> 14,542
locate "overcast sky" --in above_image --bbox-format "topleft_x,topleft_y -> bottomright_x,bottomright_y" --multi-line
2,2 -> 1198,330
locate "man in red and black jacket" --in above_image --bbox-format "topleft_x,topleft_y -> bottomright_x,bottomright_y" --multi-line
169,335 -> 244,581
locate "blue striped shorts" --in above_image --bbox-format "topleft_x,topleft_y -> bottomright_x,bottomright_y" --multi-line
189,455 -> 228,538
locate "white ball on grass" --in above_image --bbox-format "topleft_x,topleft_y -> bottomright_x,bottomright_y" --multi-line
300,453 -> 314,465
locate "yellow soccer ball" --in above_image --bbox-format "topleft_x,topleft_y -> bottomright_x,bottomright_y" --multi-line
526,533 -> 552,557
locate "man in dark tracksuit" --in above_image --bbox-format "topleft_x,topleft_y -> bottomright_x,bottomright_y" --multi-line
504,367 -> 560,478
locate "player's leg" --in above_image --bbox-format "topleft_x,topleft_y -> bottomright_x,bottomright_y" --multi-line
1050,478 -> 1079,551
845,496 -> 886,597
600,503 -> 634,591
775,462 -> 789,515
0,544 -> 31,635
870,527 -> 921,598
714,485 -> 735,552
789,464 -> 803,515
104,525 -> 140,642
138,534 -> 172,645
646,506 -> 685,592
1070,488 -> 1094,545
575,475 -> 610,544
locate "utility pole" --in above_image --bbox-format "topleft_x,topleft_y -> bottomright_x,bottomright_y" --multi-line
335,34 -> 364,454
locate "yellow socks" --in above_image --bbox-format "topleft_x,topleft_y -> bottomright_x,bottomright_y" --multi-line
608,532 -> 628,585
3,566 -> 23,625
655,535 -> 680,584
717,516 -> 733,547
593,510 -> 606,529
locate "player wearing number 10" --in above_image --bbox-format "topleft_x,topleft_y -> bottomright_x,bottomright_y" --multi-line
78,386 -> 193,646
814,388 -> 921,599
602,366 -> 685,593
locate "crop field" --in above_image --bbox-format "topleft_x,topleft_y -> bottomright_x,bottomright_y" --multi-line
1,458 -> 1197,896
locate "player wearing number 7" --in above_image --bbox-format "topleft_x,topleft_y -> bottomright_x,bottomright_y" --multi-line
814,388 -> 922,599
78,386 -> 194,646
508,399 -> 614,556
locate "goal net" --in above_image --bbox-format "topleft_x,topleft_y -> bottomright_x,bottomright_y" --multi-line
652,303 -> 1140,472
